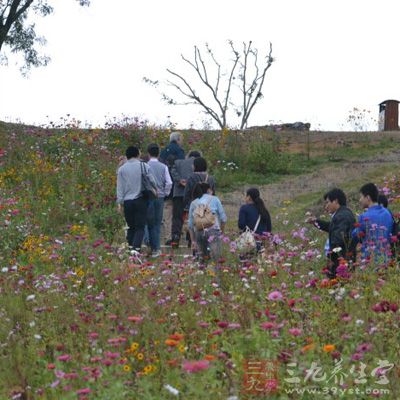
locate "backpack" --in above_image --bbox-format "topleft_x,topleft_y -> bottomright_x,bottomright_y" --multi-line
236,216 -> 261,254
193,196 -> 216,230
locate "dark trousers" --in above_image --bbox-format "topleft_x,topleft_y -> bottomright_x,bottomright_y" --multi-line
171,196 -> 184,240
124,197 -> 148,250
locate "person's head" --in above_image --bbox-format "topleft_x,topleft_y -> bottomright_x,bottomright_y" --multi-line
323,188 -> 346,214
170,131 -> 182,145
187,150 -> 201,159
377,194 -> 389,208
192,182 -> 211,199
126,146 -> 140,159
193,157 -> 207,172
147,143 -> 159,158
245,187 -> 270,223
359,183 -> 378,208
246,188 -> 261,204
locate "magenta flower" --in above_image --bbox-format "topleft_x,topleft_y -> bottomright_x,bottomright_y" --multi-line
76,388 -> 92,395
182,360 -> 210,373
288,328 -> 302,337
341,313 -> 352,322
260,322 -> 276,330
57,354 -> 71,362
268,290 -> 283,301
357,343 -> 372,353
351,353 -> 364,361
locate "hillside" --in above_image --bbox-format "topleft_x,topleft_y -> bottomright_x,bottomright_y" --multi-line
0,121 -> 399,399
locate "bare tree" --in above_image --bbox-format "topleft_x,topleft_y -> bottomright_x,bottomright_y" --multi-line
144,40 -> 274,129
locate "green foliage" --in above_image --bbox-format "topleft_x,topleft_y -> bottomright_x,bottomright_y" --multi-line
244,141 -> 293,174
0,1 -> 90,73
89,205 -> 124,243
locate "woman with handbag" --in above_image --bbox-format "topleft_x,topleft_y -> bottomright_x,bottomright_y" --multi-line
237,188 -> 272,253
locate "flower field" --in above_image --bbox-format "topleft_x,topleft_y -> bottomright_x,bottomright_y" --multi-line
0,123 -> 399,399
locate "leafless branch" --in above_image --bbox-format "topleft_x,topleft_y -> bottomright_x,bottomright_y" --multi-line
241,42 -> 273,129
143,40 -> 273,129
166,68 -> 223,127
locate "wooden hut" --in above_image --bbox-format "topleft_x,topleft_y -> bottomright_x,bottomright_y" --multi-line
378,100 -> 399,131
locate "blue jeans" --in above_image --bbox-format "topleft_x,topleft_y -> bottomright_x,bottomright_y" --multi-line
147,198 -> 165,251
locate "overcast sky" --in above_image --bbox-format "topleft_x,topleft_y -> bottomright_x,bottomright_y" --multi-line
0,0 -> 399,130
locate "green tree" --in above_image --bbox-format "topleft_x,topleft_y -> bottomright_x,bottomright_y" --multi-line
0,0 -> 90,73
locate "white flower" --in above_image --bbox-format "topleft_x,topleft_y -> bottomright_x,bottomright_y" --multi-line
332,247 -> 342,253
29,321 -> 36,328
355,319 -> 364,325
26,295 -> 35,301
1,267 -> 8,273
164,384 -> 179,396
34,334 -> 42,340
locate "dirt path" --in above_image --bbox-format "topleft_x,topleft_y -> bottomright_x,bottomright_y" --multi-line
220,149 -> 400,218
162,148 -> 400,244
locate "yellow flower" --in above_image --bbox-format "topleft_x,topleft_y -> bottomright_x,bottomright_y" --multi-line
130,342 -> 139,351
123,364 -> 131,372
178,344 -> 186,353
136,352 -> 144,361
143,365 -> 152,374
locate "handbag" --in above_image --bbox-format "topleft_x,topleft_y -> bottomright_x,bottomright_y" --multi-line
236,216 -> 261,253
140,162 -> 157,200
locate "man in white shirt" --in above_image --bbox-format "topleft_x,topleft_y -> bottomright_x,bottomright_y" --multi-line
146,144 -> 173,256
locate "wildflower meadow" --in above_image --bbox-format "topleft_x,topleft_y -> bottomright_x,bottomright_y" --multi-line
0,121 -> 399,399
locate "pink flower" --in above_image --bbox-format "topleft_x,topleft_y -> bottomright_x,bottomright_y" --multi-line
57,354 -> 71,362
357,343 -> 372,353
351,353 -> 363,361
182,360 -> 210,373
88,332 -> 99,340
127,316 -> 143,323
64,372 -> 79,380
76,388 -> 92,395
268,290 -> 283,301
260,322 -> 276,330
288,328 -> 302,337
341,313 -> 352,322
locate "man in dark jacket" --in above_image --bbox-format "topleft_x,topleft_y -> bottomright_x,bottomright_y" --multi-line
159,132 -> 185,168
166,150 -> 201,246
308,188 -> 356,279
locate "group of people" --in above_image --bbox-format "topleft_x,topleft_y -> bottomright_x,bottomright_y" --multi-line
116,131 -> 398,277
308,183 -> 397,278
116,131 -> 272,260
